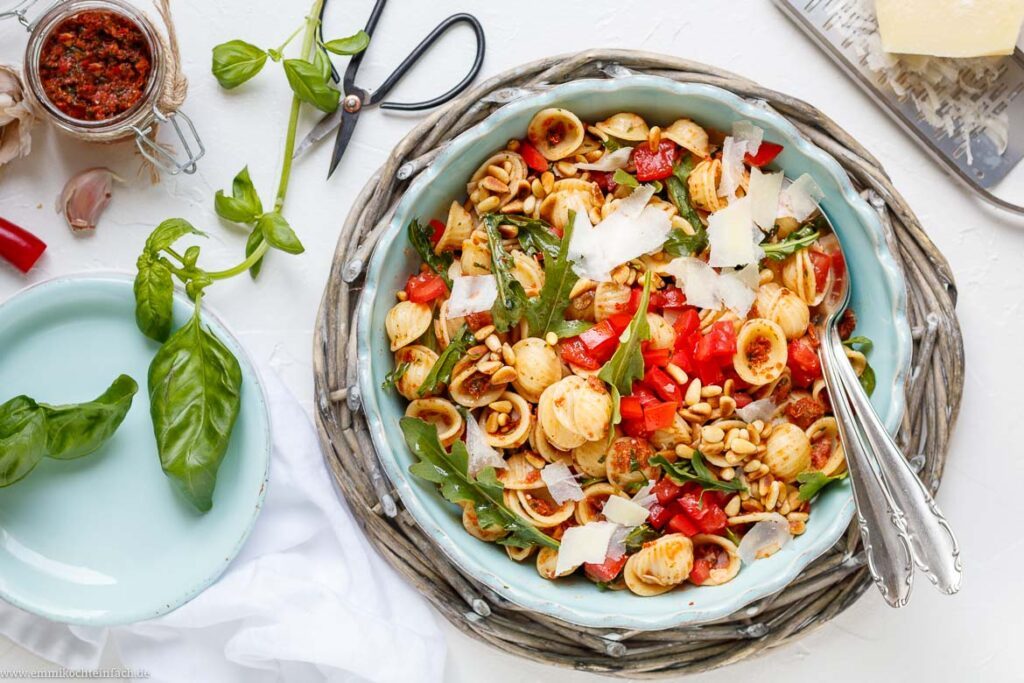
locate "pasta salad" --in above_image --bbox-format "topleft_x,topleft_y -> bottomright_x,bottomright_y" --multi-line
387,107 -> 874,596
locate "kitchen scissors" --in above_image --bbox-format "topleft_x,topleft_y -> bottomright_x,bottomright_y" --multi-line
294,0 -> 486,177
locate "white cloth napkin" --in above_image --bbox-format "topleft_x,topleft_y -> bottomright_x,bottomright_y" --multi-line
0,366 -> 446,683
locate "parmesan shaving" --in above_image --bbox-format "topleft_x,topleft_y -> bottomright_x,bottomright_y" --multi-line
568,186 -> 670,282
778,174 -> 824,222
576,146 -> 633,171
541,462 -> 585,505
555,522 -> 618,575
607,524 -> 630,560
717,136 -> 746,200
445,275 -> 498,318
738,513 -> 792,565
631,480 -> 658,510
716,267 -> 758,316
748,166 -> 783,231
733,121 -> 764,157
707,197 -> 764,268
736,398 -> 778,423
663,257 -> 759,316
465,416 -> 506,477
602,496 -> 651,527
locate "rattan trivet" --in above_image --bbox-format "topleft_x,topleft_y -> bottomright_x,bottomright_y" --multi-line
312,50 -> 964,677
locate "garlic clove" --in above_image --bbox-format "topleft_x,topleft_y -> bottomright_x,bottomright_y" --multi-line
57,167 -> 121,232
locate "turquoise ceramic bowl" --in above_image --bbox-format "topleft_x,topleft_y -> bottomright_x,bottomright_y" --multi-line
357,77 -> 912,629
0,274 -> 270,626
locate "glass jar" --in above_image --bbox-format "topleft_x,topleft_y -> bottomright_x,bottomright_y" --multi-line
8,0 -> 203,174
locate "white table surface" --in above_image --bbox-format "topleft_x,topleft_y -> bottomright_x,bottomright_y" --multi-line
1,1 -> 1022,681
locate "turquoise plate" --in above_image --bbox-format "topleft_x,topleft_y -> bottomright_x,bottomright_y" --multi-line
0,273 -> 270,626
357,77 -> 912,629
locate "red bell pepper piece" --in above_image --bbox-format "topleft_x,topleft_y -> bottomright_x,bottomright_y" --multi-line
733,392 -> 754,408
621,418 -> 650,439
667,513 -> 700,537
642,346 -> 670,368
689,557 -> 712,585
608,312 -> 633,335
652,477 -> 683,505
659,286 -> 688,309
644,366 -> 682,403
584,553 -> 629,583
648,503 -> 673,530
787,337 -> 822,387
519,140 -> 549,173
643,401 -> 678,432
560,337 -> 601,370
619,396 -> 645,421
672,309 -> 701,341
428,218 -> 446,245
677,492 -> 728,534
579,320 -> 620,363
744,141 -> 784,167
694,321 -> 737,363
633,140 -> 678,181
0,217 -> 46,274
404,272 -> 448,303
631,385 -> 660,407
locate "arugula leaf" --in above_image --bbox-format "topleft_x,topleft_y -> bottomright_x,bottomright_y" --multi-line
407,219 -> 453,287
482,215 -> 529,332
381,362 -> 410,391
418,324 -> 473,397
725,527 -> 742,546
598,272 -> 653,426
664,158 -> 708,257
612,169 -> 662,193
842,336 -> 876,396
525,212 -> 579,338
651,452 -> 748,493
550,319 -> 594,338
761,226 -> 820,261
858,364 -> 876,396
515,218 -> 561,259
624,524 -> 660,553
401,417 -> 559,549
797,470 -> 848,501
843,335 -> 874,354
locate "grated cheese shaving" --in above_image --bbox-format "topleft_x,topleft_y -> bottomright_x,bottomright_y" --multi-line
736,398 -> 778,423
733,121 -> 764,157
717,136 -> 747,200
446,275 -> 498,318
465,415 -> 506,477
707,197 -> 764,268
556,521 -> 618,575
748,166 -> 783,231
576,146 -> 634,171
541,462 -> 585,505
778,174 -> 824,222
602,496 -> 651,527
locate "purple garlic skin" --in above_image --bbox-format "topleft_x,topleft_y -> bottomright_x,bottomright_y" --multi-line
58,167 -> 120,232
0,64 -> 34,168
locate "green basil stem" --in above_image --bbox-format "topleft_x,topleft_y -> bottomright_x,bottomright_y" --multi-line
275,24 -> 305,56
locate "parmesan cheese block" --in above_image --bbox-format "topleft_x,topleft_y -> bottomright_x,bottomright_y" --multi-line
875,0 -> 1024,58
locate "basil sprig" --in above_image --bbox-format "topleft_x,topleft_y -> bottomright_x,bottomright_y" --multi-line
212,40 -> 268,89
0,376 -> 138,488
651,452 -> 748,493
401,417 -> 559,549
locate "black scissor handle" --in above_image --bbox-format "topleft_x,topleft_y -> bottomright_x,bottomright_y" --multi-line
367,13 -> 485,111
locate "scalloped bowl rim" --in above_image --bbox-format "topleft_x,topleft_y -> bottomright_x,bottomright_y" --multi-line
357,76 -> 911,629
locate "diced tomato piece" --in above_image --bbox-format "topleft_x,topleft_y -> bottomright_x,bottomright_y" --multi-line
579,320 -> 620,363
733,392 -> 754,408
627,287 -> 644,314
643,401 -> 678,432
404,272 -> 447,303
652,477 -> 683,505
667,513 -> 700,537
677,492 -> 728,534
642,346 -> 670,368
672,309 -> 701,341
608,313 -> 634,335
560,337 -> 601,370
788,337 -> 822,387
648,503 -> 673,530
694,321 -> 737,363
695,360 -> 725,386
584,553 -> 629,583
465,311 -> 493,331
809,250 -> 831,292
744,141 -> 784,167
622,417 -> 650,439
519,140 -> 549,172
632,385 -> 660,407
644,366 -> 682,403
633,140 -> 678,181
591,171 -> 616,193
428,218 -> 446,245
689,557 -> 712,585
659,286 -> 688,309
619,396 -> 645,421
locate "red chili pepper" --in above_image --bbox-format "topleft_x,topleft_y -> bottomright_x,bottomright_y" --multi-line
519,140 -> 549,173
689,557 -> 712,585
579,320 -> 620,363
644,366 -> 682,403
0,218 -> 47,274
560,337 -> 601,370
667,513 -> 700,537
643,401 -> 678,432
744,141 -> 784,168
428,219 -> 446,245
584,553 -> 628,583
619,396 -> 645,421
404,272 -> 447,303
633,140 -> 678,181
651,477 -> 683,505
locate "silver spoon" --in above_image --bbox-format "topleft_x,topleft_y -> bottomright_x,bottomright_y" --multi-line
809,212 -> 962,603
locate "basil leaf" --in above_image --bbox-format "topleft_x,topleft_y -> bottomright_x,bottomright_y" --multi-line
401,417 -> 558,549
482,215 -> 528,332
0,396 -> 47,487
797,470 -> 848,501
215,166 -> 263,223
624,524 -> 660,553
148,305 -> 243,512
761,226 -> 820,261
651,452 -> 748,493
246,228 -> 266,280
282,59 -> 340,113
134,252 -> 175,342
258,211 -> 304,254
859,363 -> 876,397
146,218 -> 205,254
525,212 -> 579,338
324,30 -> 370,56
41,375 -> 138,460
598,271 -> 652,400
407,219 -> 453,287
418,324 -> 473,397
212,40 -> 268,89
843,335 -> 874,354
313,47 -> 332,81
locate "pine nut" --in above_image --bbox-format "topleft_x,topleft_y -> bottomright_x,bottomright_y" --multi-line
648,125 -> 661,152
555,161 -> 577,177
701,425 -> 725,444
700,385 -> 723,398
489,400 -> 512,414
485,411 -> 500,432
396,290 -> 408,301
474,325 -> 496,341
497,413 -> 509,427
665,363 -> 688,385
765,480 -> 781,510
675,444 -> 694,459
732,438 -> 756,455
477,196 -> 501,213
743,459 -> 762,473
466,345 -> 488,360
477,360 -> 501,375
690,402 -> 712,417
787,512 -> 809,522
541,171 -> 555,193
531,178 -> 545,198
506,139 -> 521,151
720,467 -> 735,481
724,495 -> 741,516
501,343 -> 516,366
685,379 -> 702,406
491,366 -> 518,384
545,332 -> 558,346
487,164 -> 510,184
569,278 -> 596,299
480,176 -> 510,194
499,202 -> 524,216
485,334 -> 502,352
523,195 -> 537,214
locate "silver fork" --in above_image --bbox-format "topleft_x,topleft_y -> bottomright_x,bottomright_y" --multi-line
813,218 -> 963,605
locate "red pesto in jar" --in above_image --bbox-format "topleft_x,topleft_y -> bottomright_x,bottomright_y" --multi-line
38,10 -> 152,122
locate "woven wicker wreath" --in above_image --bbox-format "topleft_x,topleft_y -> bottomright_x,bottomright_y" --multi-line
312,50 -> 964,677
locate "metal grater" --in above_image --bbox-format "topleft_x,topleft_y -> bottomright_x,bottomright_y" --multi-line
773,0 -> 1024,214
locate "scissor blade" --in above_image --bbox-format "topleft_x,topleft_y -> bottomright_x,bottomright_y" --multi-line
293,108 -> 345,160
327,109 -> 360,179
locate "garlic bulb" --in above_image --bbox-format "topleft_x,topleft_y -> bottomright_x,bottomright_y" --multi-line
0,65 -> 34,169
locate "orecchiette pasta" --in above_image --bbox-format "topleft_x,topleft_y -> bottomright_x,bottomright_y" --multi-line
391,107 -> 869,596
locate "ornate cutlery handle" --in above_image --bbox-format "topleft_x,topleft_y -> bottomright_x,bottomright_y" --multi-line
819,335 -> 914,607
828,329 -> 963,594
